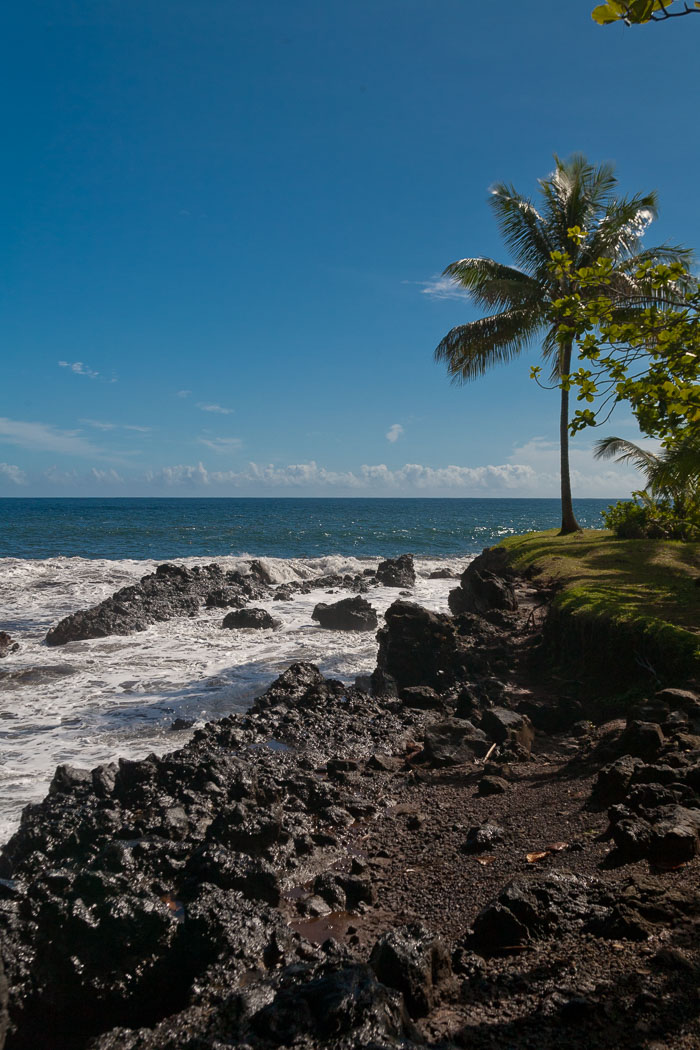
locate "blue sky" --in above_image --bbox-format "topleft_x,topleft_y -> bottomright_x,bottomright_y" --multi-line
1,0 -> 696,497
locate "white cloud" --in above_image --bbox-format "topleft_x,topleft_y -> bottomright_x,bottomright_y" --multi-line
198,436 -> 243,453
44,466 -> 80,485
196,402 -> 233,415
176,390 -> 191,398
42,466 -> 124,487
417,275 -> 471,301
80,419 -> 152,433
0,462 -> 27,485
143,459 -> 536,493
80,418 -> 117,431
90,468 -> 124,484
0,417 -> 103,458
58,360 -> 99,379
140,442 -> 641,497
386,423 -> 404,443
145,462 -> 212,487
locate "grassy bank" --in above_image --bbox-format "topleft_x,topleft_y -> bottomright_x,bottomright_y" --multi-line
499,529 -> 700,686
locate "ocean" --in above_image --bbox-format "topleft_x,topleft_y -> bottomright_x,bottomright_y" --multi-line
0,497 -> 615,842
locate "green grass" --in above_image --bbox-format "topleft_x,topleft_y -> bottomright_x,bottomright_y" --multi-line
499,529 -> 700,684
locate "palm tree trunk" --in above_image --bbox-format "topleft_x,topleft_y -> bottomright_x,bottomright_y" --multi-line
558,339 -> 582,535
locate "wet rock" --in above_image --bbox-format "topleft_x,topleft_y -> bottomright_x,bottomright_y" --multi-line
473,873 -> 609,953
92,763 -> 118,798
168,718 -> 194,731
366,753 -> 403,772
618,721 -> 665,760
591,755 -> 645,807
326,757 -> 361,777
375,601 -> 460,692
478,775 -> 509,796
421,719 -> 489,766
311,596 -> 378,631
465,545 -> 516,579
655,687 -> 699,712
448,556 -> 518,617
354,672 -> 373,692
250,662 -> 358,720
20,868 -> 183,1039
313,871 -> 376,910
48,764 -> 93,795
650,807 -> 700,863
428,567 -> 457,579
249,962 -> 415,1046
222,608 -> 281,630
369,667 -> 399,697
592,875 -> 700,940
320,804 -> 354,827
400,685 -> 444,710
462,823 -> 505,853
298,894 -> 332,918
184,845 -> 280,905
369,923 -> 451,1017
204,587 -> 245,609
473,902 -> 530,952
376,554 -> 416,588
208,801 -> 287,854
0,632 -> 19,658
46,562 -> 270,645
610,816 -> 654,859
481,707 -> 534,753
92,953 -> 383,1050
453,685 -> 481,719
609,801 -> 700,863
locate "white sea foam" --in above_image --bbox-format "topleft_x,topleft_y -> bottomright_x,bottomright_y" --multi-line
0,554 -> 471,843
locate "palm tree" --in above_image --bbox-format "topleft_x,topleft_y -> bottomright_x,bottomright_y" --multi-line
594,433 -> 700,515
434,154 -> 687,534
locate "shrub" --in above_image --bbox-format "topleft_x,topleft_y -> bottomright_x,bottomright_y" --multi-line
602,493 -> 700,541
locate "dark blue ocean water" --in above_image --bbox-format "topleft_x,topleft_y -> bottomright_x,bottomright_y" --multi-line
0,498 -> 617,560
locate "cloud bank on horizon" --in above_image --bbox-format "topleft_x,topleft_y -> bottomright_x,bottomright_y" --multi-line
0,434 -> 640,498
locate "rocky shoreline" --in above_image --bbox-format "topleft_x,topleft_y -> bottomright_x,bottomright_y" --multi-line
1,549 -> 699,1049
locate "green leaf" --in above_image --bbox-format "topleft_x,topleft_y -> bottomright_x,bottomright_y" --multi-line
628,0 -> 656,20
592,3 -> 621,23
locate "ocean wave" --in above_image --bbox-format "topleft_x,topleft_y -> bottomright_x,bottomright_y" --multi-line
0,552 -> 469,843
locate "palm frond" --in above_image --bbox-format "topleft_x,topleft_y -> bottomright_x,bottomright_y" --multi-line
652,434 -> 700,493
442,258 -> 541,311
434,307 -> 545,385
593,436 -> 660,482
488,185 -> 553,278
619,242 -> 692,268
541,155 -> 618,250
584,193 -> 659,262
542,326 -> 566,381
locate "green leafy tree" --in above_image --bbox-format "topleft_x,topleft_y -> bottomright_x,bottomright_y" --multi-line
433,154 -> 681,534
592,0 -> 700,24
549,257 -> 700,440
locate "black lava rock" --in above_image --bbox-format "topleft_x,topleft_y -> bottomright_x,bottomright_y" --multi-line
311,596 -> 378,631
222,608 -> 281,630
376,554 -> 416,588
369,923 -> 451,1018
